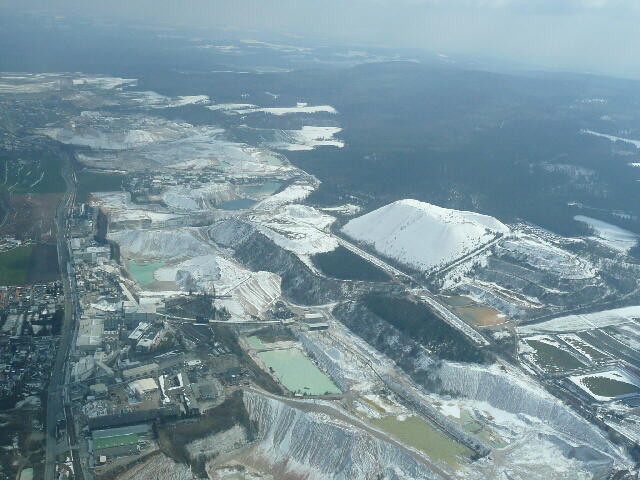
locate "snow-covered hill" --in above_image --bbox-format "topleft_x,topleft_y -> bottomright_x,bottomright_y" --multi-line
342,199 -> 509,272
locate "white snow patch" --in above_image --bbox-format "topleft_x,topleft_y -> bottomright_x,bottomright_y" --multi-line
342,199 -> 509,272
208,102 -> 337,116
269,126 -> 344,151
574,215 -> 638,252
518,305 -> 640,334
254,183 -> 316,210
251,205 -> 338,255
582,129 -> 640,149
109,228 -> 210,260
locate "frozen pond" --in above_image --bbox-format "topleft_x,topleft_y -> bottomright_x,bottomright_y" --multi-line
574,215 -> 638,252
256,347 -> 340,395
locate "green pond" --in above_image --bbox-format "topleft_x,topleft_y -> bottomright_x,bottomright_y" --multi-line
256,348 -> 340,395
217,198 -> 256,210
372,416 -> 473,468
128,260 -> 165,286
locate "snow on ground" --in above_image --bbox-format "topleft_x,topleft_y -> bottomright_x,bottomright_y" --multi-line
90,192 -> 183,225
569,369 -> 640,402
109,228 -> 211,260
254,183 -> 316,210
320,204 -> 362,216
574,215 -> 638,252
558,333 -> 609,362
121,90 -> 210,109
207,102 -> 337,116
0,72 -> 137,94
267,126 -> 344,151
40,111 -> 185,150
43,112 -> 293,175
206,103 -> 256,112
342,199 -> 509,272
603,323 -> 640,351
215,257 -> 281,319
518,305 -> 640,334
113,453 -> 195,480
91,300 -> 121,312
161,183 -> 237,211
582,129 -> 640,149
155,254 -> 220,290
500,234 -> 597,279
250,204 -> 338,255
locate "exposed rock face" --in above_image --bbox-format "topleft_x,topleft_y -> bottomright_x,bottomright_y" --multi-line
113,453 -> 196,480
242,391 -> 444,480
430,362 -> 622,459
186,424 -> 250,465
332,300 -> 435,383
210,219 -> 396,305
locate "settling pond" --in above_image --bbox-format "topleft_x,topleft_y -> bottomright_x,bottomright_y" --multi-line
371,415 -> 473,469
128,260 -> 165,286
255,345 -> 340,396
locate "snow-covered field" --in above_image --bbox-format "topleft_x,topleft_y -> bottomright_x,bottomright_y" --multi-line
0,72 -> 137,93
207,101 -> 337,116
267,126 -> 344,151
569,369 -> 640,402
91,192 -> 184,226
253,183 -> 316,210
161,183 -> 238,211
518,305 -> 640,334
250,204 -> 338,255
342,199 -> 509,272
582,129 -> 640,149
499,235 -> 596,279
574,215 -> 638,252
109,228 -> 211,260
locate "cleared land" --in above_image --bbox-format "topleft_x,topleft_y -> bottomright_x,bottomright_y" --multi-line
442,296 -> 506,327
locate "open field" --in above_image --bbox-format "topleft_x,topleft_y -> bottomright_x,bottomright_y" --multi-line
0,151 -> 65,195
76,171 -> 124,203
0,193 -> 62,242
0,245 -> 33,285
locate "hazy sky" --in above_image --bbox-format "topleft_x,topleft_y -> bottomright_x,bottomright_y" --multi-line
3,0 -> 640,78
